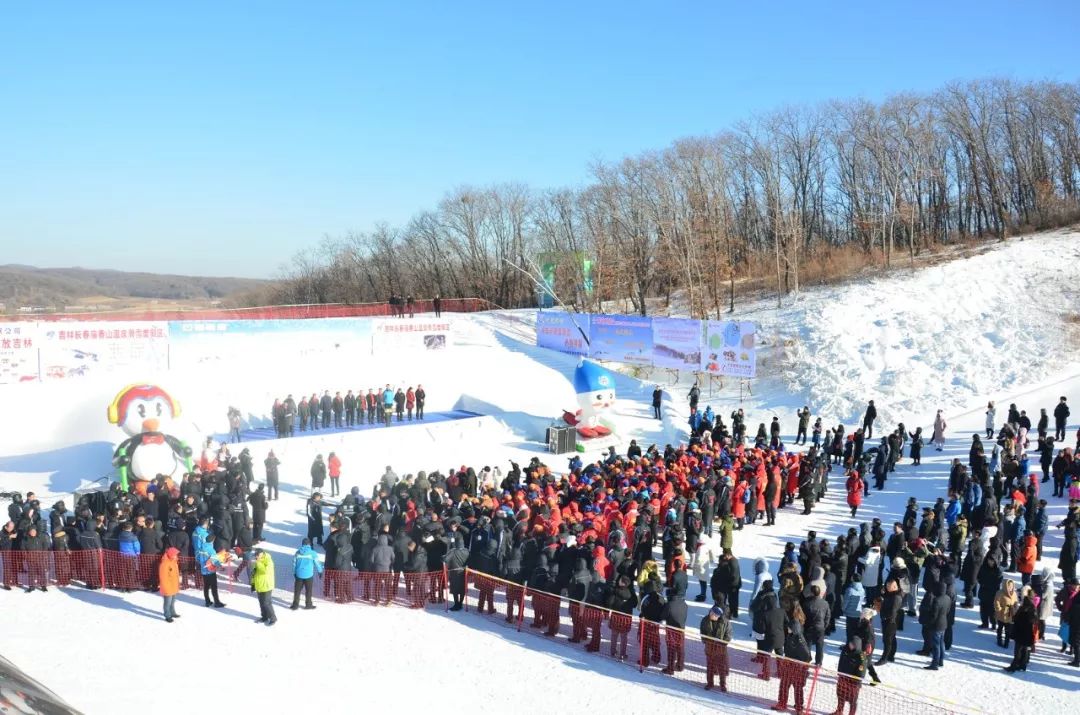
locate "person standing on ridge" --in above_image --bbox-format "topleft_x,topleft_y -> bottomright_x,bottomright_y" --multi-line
863,400 -> 877,439
1055,396 -> 1070,442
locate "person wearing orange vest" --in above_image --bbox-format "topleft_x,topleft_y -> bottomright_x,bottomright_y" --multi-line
158,546 -> 181,623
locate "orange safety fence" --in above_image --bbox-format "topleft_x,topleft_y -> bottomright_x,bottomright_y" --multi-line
7,299 -> 494,323
0,550 -> 974,714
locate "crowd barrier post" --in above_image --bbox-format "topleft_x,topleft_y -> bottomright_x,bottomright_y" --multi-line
806,664 -> 820,711
97,549 -> 105,588
637,616 -> 645,673
463,568 -> 470,613
443,565 -> 449,612
516,585 -> 526,633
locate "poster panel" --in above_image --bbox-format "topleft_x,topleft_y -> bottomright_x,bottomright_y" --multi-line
0,322 -> 40,384
701,321 -> 756,377
38,321 -> 169,381
651,317 -> 702,370
588,314 -> 653,366
535,312 -> 590,356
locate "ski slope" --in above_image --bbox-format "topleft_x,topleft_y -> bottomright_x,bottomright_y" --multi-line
2,228 -> 1079,714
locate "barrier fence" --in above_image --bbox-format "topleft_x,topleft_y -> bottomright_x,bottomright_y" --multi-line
460,570 -> 978,715
2,298 -> 494,323
0,550 -> 974,714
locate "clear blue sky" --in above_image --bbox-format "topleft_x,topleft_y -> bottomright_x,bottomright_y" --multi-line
1,1 -> 1077,279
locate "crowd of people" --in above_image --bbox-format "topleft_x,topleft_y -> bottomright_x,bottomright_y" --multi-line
4,391 -> 1080,712
225,385 -> 431,442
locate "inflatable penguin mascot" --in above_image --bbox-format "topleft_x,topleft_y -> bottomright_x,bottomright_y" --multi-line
562,359 -> 617,439
107,383 -> 194,495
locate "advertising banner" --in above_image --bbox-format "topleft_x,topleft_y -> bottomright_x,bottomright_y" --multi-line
38,321 -> 169,381
168,318 -> 373,368
701,320 -> 757,377
651,317 -> 702,370
371,318 -> 453,353
588,314 -> 653,365
0,322 -> 40,384
536,312 -> 590,356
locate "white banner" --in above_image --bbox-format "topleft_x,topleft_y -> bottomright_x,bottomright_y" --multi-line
37,321 -> 169,381
701,321 -> 756,378
372,318 -> 453,353
651,317 -> 702,370
0,322 -> 40,384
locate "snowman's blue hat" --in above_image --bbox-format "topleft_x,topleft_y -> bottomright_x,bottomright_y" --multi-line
573,360 -> 615,395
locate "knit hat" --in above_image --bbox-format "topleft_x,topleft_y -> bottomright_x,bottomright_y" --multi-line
710,605 -> 723,617
892,557 -> 906,569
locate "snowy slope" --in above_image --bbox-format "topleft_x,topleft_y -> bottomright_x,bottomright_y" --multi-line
2,228 -> 1079,715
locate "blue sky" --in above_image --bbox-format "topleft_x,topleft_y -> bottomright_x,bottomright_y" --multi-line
1,1 -> 1077,279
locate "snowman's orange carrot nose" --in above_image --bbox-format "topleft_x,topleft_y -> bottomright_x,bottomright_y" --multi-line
143,418 -> 160,432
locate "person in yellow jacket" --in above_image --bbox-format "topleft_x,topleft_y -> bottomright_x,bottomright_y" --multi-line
252,549 -> 277,626
994,579 -> 1018,648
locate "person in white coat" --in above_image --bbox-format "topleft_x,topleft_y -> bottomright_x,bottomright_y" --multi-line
985,402 -> 996,439
691,531 -> 721,602
932,410 -> 948,451
859,543 -> 884,606
750,557 -> 772,604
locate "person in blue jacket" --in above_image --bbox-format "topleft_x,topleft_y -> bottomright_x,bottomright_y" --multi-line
842,573 -> 866,642
195,537 -> 227,608
382,385 -> 395,427
291,538 -> 324,610
117,523 -> 141,592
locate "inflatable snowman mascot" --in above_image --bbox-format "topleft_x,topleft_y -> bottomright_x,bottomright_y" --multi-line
562,360 -> 617,439
107,383 -> 194,495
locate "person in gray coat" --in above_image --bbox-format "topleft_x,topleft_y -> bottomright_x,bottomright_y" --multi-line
370,534 -> 395,605
445,534 -> 470,611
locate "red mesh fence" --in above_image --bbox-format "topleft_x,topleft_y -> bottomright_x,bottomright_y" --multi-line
8,298 -> 493,323
0,549 -> 446,611
0,550 -> 970,713
461,570 -> 976,715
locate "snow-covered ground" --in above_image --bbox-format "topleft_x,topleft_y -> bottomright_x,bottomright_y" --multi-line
2,228 -> 1079,714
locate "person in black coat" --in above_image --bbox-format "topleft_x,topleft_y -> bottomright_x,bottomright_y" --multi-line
1005,592 -> 1038,672
711,550 -> 742,617
803,584 -> 830,665
639,585 -> 667,668
444,535 -> 470,611
751,580 -> 785,679
306,493 -> 324,547
661,581 -> 688,674
247,485 -> 268,543
863,400 -> 877,439
606,574 -> 638,660
924,580 -> 952,670
837,636 -> 867,713
700,600 -> 732,691
977,555 -> 1004,629
137,521 -> 164,589
776,617 -> 812,713
651,386 -> 662,419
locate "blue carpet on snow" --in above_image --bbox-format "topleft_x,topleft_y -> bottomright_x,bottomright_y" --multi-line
215,410 -> 483,444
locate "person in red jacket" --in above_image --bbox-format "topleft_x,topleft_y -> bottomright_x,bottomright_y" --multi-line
406,387 -> 416,420
846,471 -> 864,518
732,480 -> 747,530
327,452 -> 342,498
